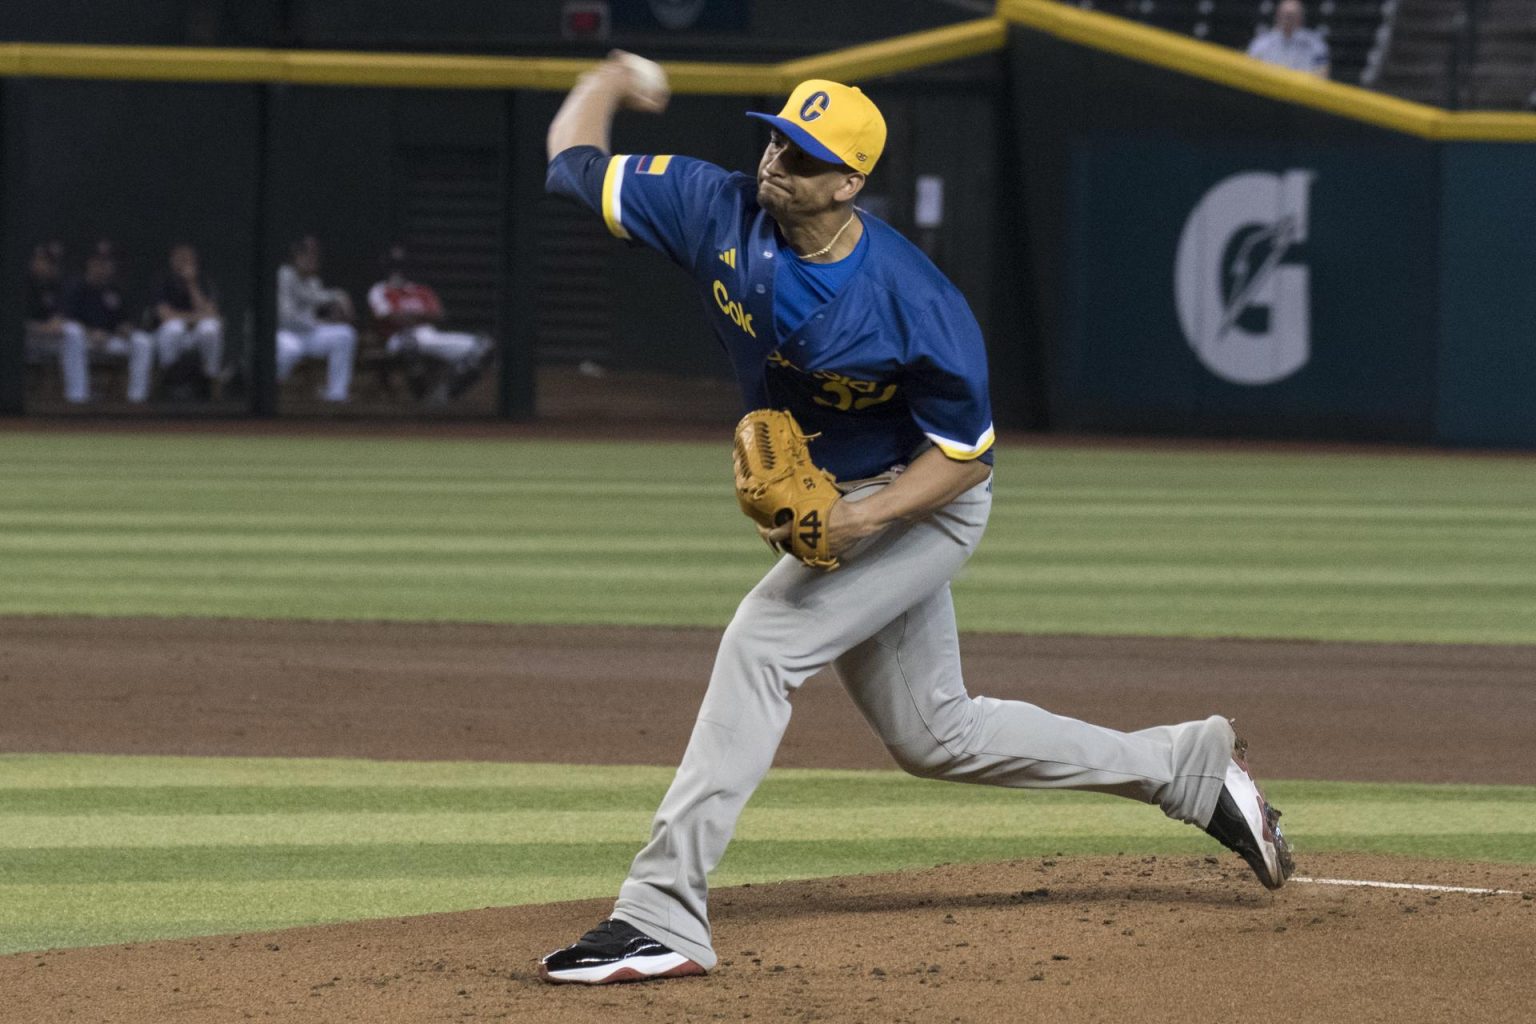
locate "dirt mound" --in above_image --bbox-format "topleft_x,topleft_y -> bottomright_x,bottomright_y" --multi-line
5,854 -> 1532,1024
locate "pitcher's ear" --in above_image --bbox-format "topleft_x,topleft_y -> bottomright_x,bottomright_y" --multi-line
836,172 -> 867,203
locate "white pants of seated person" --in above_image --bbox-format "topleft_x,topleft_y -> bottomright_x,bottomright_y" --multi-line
56,326 -> 152,404
609,476 -> 1234,972
103,332 -> 155,404
49,322 -> 91,404
277,324 -> 356,401
157,317 -> 223,379
387,325 -> 483,365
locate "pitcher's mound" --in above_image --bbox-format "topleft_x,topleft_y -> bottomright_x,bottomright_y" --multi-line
6,853 -> 1532,1024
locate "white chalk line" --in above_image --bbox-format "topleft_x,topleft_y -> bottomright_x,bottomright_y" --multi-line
1292,876 -> 1526,896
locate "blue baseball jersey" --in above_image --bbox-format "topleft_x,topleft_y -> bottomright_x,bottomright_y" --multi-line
546,145 -> 995,481
774,226 -> 869,339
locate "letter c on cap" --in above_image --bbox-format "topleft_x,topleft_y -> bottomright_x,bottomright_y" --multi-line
799,91 -> 830,122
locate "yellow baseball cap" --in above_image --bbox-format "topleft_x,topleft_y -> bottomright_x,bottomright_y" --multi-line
746,80 -> 887,175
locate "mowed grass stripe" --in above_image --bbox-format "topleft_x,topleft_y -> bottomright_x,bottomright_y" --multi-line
0,877 -> 614,954
6,778 -> 1531,815
0,838 -> 1184,887
4,755 -> 1533,800
10,493 -> 1536,520
0,842 -> 638,884
10,542 -> 1536,587
3,833 -> 1531,892
0,585 -> 751,625
2,433 -> 1534,642
4,557 -> 764,584
1,755 -> 1533,953
0,755 -> 673,790
5,798 -> 1532,851
3,535 -> 755,557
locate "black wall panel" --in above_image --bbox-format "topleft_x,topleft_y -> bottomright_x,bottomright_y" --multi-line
0,0 -> 192,45
2,0 -> 969,55
10,79 -> 262,378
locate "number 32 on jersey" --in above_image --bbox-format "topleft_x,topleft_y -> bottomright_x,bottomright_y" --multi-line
767,349 -> 898,412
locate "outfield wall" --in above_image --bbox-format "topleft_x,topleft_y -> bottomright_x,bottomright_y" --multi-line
1002,14 -> 1536,447
4,2 -> 1536,447
0,25 -> 1003,419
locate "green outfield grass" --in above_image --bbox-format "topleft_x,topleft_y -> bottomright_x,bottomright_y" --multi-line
1,431 -> 1534,642
2,432 -> 1532,955
1,754 -> 1532,954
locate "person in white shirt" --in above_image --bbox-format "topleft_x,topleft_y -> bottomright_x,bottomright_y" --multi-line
276,236 -> 357,402
1247,0 -> 1330,78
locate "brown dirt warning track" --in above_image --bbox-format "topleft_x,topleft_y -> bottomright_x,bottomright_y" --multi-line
2,617 -> 1534,1023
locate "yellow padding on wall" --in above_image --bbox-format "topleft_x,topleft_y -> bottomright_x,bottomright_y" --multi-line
3,3 -> 1535,141
0,42 -> 645,91
0,18 -> 1003,96
778,18 -> 1007,85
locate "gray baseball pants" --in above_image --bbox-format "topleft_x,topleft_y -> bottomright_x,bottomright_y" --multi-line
612,473 -> 1233,970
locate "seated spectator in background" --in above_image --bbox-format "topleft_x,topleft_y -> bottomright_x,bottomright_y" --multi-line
277,236 -> 357,402
24,242 -> 90,404
367,243 -> 494,403
62,245 -> 154,404
1247,0 -> 1330,77
153,243 -> 225,397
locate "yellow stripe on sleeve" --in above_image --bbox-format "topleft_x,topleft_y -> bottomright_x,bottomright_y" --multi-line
600,154 -> 630,240
928,425 -> 996,461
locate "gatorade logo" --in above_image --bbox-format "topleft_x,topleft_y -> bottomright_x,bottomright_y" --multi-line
1174,169 -> 1315,386
800,91 -> 830,122
712,279 -> 756,338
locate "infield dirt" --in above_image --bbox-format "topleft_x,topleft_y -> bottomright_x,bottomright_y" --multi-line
3,616 -> 1533,1023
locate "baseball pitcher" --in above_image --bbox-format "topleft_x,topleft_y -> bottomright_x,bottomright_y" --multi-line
538,53 -> 1293,985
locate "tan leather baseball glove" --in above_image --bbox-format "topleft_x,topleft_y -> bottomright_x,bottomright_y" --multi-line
732,408 -> 841,570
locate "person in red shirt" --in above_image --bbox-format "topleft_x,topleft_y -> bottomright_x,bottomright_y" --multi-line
367,243 -> 493,403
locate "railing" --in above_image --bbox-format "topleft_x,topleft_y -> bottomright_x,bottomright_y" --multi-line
1376,0 -> 1536,110
1445,0 -> 1479,108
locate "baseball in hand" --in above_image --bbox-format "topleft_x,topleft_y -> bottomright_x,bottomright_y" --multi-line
613,51 -> 670,112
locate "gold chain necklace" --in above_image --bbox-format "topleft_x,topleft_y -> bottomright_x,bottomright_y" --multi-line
796,212 -> 857,261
